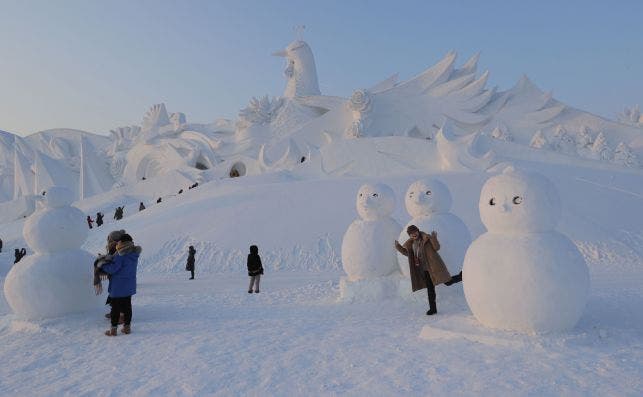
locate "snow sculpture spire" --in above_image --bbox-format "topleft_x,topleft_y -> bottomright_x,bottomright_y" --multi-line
13,147 -> 34,199
273,36 -> 321,98
79,136 -> 113,200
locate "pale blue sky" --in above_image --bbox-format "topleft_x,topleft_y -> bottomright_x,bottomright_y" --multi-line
1,0 -> 642,136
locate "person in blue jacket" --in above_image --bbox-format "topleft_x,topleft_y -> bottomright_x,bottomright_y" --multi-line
98,233 -> 141,336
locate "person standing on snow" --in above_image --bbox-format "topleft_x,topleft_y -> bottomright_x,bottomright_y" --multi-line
395,225 -> 462,316
87,215 -> 94,229
96,212 -> 104,227
247,245 -> 264,293
96,233 -> 141,336
186,245 -> 196,280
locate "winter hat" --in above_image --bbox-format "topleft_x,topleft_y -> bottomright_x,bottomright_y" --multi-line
107,229 -> 127,243
118,234 -> 133,242
249,245 -> 258,254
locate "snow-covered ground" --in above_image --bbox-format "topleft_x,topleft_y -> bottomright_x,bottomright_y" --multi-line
0,155 -> 642,395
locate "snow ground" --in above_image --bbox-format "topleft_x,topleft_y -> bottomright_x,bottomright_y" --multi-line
0,264 -> 641,396
0,157 -> 642,395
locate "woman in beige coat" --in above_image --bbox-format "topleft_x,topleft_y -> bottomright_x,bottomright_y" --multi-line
395,225 -> 462,315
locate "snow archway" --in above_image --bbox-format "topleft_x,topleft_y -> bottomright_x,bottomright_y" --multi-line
229,162 -> 246,178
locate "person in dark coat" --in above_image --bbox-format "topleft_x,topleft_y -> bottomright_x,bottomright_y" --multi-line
186,245 -> 196,279
156,197 -> 162,203
87,215 -> 94,229
96,212 -> 104,227
139,202 -> 145,211
395,225 -> 462,316
178,189 -> 183,194
114,206 -> 124,220
14,248 -> 21,264
96,233 -> 141,336
0,238 -> 3,253
247,245 -> 264,293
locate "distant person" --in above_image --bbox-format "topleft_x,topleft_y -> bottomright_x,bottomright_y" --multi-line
247,245 -> 264,293
156,197 -> 162,203
114,206 -> 124,220
96,233 -> 141,336
87,215 -> 94,229
139,202 -> 145,211
178,189 -> 183,194
142,177 -> 146,180
186,245 -> 196,280
96,212 -> 104,227
0,237 -> 3,253
14,248 -> 26,264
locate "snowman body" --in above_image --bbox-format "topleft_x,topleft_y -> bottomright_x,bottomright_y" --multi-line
341,183 -> 401,281
4,187 -> 102,320
462,169 -> 589,333
397,179 -> 471,277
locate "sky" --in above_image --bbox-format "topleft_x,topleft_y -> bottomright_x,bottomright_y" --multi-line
0,0 -> 642,136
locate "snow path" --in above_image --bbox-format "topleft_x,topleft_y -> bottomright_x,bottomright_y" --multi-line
0,269 -> 641,396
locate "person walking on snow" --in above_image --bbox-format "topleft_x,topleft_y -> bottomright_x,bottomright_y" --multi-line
247,245 -> 264,293
139,202 -> 145,211
114,206 -> 124,220
96,233 -> 141,336
87,215 -> 94,229
395,225 -> 462,315
186,245 -> 196,280
96,212 -> 104,227
0,237 -> 3,253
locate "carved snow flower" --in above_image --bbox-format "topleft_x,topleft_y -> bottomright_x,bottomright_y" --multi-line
348,89 -> 372,113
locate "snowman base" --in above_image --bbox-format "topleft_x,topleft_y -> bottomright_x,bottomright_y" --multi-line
338,273 -> 404,302
4,250 -> 103,320
418,315 -> 530,348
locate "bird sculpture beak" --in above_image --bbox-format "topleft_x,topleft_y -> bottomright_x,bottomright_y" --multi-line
272,49 -> 287,57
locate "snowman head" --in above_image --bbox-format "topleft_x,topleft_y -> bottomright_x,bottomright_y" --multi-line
356,183 -> 395,220
480,167 -> 561,233
405,178 -> 452,217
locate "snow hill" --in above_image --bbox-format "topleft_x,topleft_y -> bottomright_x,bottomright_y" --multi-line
0,38 -> 641,395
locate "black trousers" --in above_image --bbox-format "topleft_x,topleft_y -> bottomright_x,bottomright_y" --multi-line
423,271 -> 437,310
110,296 -> 132,327
190,269 -> 194,279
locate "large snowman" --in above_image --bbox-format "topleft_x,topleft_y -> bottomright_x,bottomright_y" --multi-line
4,187 -> 101,319
463,168 -> 590,333
340,183 -> 401,300
397,178 -> 471,277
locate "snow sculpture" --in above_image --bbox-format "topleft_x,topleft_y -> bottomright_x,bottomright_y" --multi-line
344,89 -> 373,138
397,178 -> 471,277
272,40 -> 321,98
141,103 -> 171,137
618,105 -> 643,126
551,125 -> 576,155
170,112 -> 187,131
490,124 -> 513,142
529,130 -> 548,149
613,142 -> 639,167
435,123 -> 495,171
590,132 -> 613,161
4,186 -> 101,319
340,183 -> 402,300
463,168 -> 590,332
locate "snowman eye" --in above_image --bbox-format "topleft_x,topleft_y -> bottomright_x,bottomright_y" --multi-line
489,198 -> 496,206
372,193 -> 378,198
426,190 -> 432,196
513,196 -> 523,204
